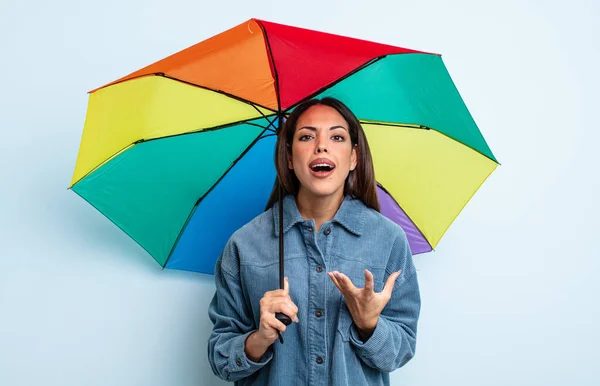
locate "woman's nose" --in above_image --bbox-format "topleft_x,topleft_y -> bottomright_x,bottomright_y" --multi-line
315,135 -> 328,153
316,144 -> 328,153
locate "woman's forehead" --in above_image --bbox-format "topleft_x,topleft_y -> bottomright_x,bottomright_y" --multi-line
296,104 -> 348,128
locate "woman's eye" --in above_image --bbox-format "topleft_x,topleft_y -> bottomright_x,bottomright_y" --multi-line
299,135 -> 313,141
332,135 -> 345,141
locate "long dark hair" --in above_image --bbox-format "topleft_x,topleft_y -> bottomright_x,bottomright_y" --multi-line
265,97 -> 380,212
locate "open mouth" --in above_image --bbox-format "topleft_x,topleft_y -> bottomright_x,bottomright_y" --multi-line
309,159 -> 336,176
310,163 -> 335,172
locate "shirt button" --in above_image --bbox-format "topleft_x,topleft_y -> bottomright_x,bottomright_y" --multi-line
316,356 -> 324,364
236,359 -> 242,366
316,265 -> 323,273
315,310 -> 323,317
324,227 -> 331,235
307,226 -> 313,232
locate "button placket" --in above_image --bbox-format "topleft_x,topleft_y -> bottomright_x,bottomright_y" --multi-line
304,221 -> 327,385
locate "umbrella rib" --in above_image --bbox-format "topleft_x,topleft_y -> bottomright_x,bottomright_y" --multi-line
69,117 -> 275,188
429,129 -> 501,165
159,72 -> 277,112
255,20 -> 282,113
162,129 -> 271,268
359,121 -> 430,130
361,121 -> 500,164
246,120 -> 277,133
131,117 -> 274,143
262,113 -> 280,132
377,182 -> 433,252
283,55 -> 386,112
94,72 -> 277,113
192,130 -> 272,208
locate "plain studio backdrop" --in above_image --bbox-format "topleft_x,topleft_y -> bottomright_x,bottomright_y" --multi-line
1,0 -> 598,385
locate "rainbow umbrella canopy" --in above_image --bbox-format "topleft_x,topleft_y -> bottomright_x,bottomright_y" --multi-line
70,19 -> 498,274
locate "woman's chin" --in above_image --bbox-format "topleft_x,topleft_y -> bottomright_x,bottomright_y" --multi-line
298,184 -> 345,200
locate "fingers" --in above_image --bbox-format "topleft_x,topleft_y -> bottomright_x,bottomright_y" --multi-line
262,297 -> 298,316
327,271 -> 357,295
257,278 -> 301,341
383,270 -> 402,296
271,299 -> 299,322
277,303 -> 300,323
260,284 -> 299,323
363,269 -> 374,293
259,298 -> 299,341
337,272 -> 357,293
328,271 -> 345,293
328,271 -> 341,291
262,315 -> 288,334
329,269 -> 403,296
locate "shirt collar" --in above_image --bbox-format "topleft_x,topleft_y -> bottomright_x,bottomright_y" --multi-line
273,194 -> 366,237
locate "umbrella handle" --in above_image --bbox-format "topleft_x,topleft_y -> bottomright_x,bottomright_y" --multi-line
275,312 -> 292,343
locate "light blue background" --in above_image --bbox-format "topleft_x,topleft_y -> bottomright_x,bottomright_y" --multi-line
1,0 -> 598,385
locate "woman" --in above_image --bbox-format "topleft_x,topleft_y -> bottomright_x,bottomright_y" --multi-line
208,97 -> 420,385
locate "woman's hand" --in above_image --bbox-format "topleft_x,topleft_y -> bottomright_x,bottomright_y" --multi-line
245,277 -> 299,361
257,277 -> 299,342
328,269 -> 401,341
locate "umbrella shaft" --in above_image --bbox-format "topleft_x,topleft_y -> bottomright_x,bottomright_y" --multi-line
278,178 -> 285,290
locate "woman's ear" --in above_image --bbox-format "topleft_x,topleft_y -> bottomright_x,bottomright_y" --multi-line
287,143 -> 294,170
350,144 -> 358,171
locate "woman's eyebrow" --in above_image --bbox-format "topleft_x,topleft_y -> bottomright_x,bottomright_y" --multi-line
329,125 -> 348,131
297,125 -> 348,132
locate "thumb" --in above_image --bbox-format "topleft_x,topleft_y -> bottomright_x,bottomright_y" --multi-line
283,276 -> 289,294
383,270 -> 401,296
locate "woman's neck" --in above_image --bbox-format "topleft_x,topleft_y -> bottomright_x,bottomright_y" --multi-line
295,189 -> 345,233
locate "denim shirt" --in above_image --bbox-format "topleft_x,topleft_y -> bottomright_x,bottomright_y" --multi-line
208,195 -> 421,385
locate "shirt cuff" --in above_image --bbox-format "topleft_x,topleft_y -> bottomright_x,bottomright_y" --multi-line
230,331 -> 274,373
348,318 -> 389,356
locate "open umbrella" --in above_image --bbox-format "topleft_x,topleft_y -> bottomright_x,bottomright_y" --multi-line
70,19 -> 498,281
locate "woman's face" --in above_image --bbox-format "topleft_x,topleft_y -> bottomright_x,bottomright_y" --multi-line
288,104 -> 357,201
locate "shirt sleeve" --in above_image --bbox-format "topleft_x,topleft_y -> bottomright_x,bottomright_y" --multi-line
348,231 -> 421,372
207,239 -> 273,382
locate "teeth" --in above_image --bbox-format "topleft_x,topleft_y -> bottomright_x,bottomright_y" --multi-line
311,163 -> 334,171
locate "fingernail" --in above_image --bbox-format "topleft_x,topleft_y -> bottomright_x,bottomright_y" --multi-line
293,316 -> 299,323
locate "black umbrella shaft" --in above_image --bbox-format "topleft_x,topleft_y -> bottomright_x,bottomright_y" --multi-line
279,181 -> 285,290
277,112 -> 286,290
275,114 -> 292,344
